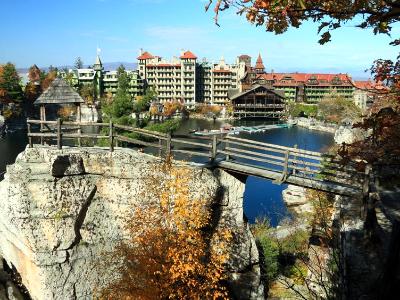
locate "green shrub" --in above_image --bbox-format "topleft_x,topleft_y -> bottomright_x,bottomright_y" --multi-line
288,103 -> 318,118
145,119 -> 181,133
279,229 -> 310,256
252,219 -> 280,282
259,235 -> 280,281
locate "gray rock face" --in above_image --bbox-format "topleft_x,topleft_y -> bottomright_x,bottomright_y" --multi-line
0,146 -> 263,300
334,125 -> 367,145
282,185 -> 313,216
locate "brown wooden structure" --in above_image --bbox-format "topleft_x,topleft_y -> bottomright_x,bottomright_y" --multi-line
34,78 -> 84,144
228,85 -> 286,118
26,119 -> 363,196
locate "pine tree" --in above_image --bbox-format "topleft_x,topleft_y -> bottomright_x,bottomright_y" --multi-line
0,63 -> 23,104
74,57 -> 84,69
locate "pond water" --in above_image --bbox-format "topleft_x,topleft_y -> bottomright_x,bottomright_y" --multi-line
175,118 -> 334,226
0,118 -> 334,226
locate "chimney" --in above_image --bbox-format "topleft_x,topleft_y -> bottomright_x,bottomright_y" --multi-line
139,48 -> 143,55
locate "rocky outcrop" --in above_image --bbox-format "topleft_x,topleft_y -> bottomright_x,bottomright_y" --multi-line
282,185 -> 313,216
334,125 -> 367,145
0,146 -> 263,300
295,117 -> 337,133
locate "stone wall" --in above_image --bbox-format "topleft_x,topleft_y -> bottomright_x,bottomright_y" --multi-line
0,146 -> 263,300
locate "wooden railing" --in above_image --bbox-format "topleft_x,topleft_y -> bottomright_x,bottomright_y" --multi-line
27,118 -> 211,159
27,118 -> 362,193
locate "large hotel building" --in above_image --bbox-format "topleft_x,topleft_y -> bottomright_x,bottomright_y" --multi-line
137,49 -> 246,107
60,50 -> 379,111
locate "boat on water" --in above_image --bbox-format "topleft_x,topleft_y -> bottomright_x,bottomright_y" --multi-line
194,127 -> 241,136
193,122 -> 296,136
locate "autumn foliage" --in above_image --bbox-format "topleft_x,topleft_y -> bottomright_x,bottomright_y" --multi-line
57,105 -> 76,120
197,104 -> 222,116
41,70 -> 57,91
99,160 -> 231,300
206,0 -> 400,44
163,100 -> 183,117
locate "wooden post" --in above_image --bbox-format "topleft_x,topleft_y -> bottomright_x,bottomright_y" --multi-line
293,144 -> 297,175
56,118 -> 62,150
166,132 -> 172,158
158,138 -> 162,157
27,118 -> 33,148
225,139 -> 230,161
77,104 -> 81,147
40,105 -> 45,145
211,135 -> 217,162
282,150 -> 290,180
109,120 -> 114,152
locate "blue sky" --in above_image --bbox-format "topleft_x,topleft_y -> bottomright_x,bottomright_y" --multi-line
0,0 -> 398,79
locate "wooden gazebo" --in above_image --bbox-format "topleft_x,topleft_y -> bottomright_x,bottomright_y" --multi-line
34,78 -> 84,122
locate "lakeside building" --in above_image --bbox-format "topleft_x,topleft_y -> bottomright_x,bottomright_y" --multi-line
228,85 -> 286,118
58,51 -> 382,113
137,50 -> 247,108
352,80 -> 388,111
255,73 -> 355,103
59,55 -> 144,99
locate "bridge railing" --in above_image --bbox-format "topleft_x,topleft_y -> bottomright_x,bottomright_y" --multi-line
27,118 -> 362,189
219,135 -> 361,185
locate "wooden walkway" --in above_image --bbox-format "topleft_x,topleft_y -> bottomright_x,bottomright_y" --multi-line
27,119 -> 363,196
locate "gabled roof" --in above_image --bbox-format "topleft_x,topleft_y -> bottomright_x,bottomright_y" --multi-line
229,84 -> 284,101
35,78 -> 84,105
180,51 -> 197,59
137,51 -> 154,60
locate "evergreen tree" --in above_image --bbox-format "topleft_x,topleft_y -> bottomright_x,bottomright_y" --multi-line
116,64 -> 130,94
74,57 -> 84,69
0,63 -> 23,104
102,64 -> 133,125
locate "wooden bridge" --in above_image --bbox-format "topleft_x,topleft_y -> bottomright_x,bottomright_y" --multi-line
27,119 -> 363,197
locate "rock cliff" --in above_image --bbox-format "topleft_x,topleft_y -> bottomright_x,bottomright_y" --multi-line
334,125 -> 367,145
0,146 -> 263,300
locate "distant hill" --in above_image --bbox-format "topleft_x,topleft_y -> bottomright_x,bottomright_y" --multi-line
17,62 -> 137,74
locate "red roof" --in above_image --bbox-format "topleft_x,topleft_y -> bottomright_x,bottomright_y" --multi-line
137,51 -> 154,60
180,51 -> 197,59
239,54 -> 251,59
257,73 -> 352,85
353,80 -> 388,91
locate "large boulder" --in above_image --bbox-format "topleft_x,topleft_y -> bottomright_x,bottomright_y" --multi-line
0,146 -> 263,300
334,125 -> 367,145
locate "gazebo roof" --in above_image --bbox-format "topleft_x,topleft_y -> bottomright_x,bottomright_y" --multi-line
35,78 -> 84,105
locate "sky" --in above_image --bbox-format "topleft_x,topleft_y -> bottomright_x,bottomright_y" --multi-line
0,0 -> 398,79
